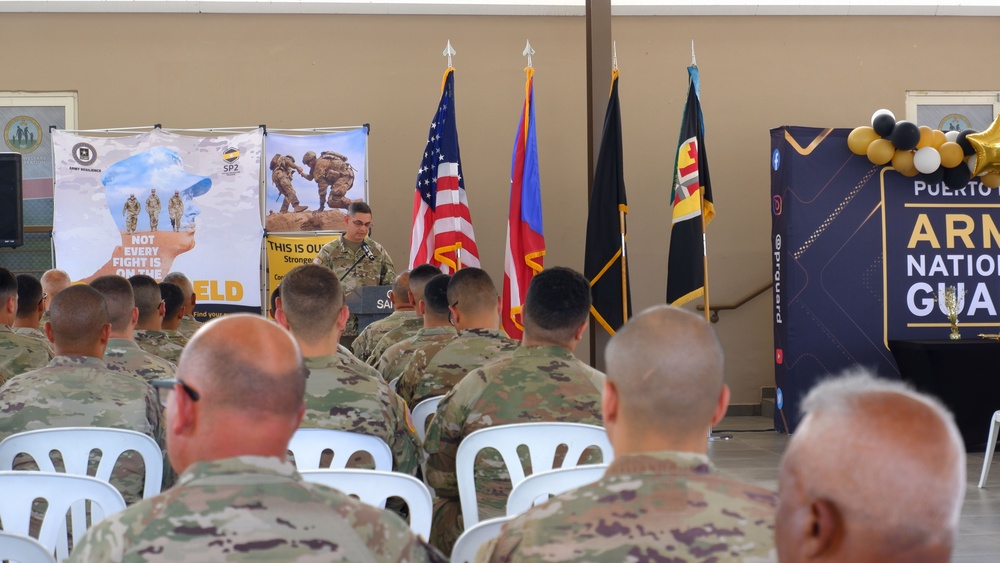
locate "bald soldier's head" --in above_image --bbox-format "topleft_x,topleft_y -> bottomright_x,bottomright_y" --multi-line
165,315 -> 307,474
277,264 -> 347,355
776,371 -> 965,563
46,284 -> 111,358
90,275 -> 138,336
389,271 -> 414,311
40,269 -> 71,312
603,305 -> 729,454
447,268 -> 501,331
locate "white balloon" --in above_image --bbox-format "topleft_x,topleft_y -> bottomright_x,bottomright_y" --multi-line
968,154 -> 978,174
913,146 -> 942,174
945,130 -> 961,143
871,109 -> 895,127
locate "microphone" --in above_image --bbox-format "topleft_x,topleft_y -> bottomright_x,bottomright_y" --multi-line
361,242 -> 376,261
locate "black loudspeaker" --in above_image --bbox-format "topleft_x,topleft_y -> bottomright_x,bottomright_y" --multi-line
0,153 -> 23,249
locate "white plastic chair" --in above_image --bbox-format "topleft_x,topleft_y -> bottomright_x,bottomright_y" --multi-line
411,396 -> 445,443
0,427 -> 164,499
450,516 -> 512,563
0,471 -> 126,561
299,469 -> 433,538
389,375 -> 401,392
288,428 -> 393,470
979,410 -> 1000,487
506,464 -> 608,516
456,422 -> 613,528
0,531 -> 56,563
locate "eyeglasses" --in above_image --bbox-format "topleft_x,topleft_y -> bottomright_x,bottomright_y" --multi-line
151,378 -> 201,407
39,293 -> 47,306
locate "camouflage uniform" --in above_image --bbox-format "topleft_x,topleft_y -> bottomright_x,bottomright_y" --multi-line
338,344 -> 385,382
163,329 -> 190,350
424,345 -> 605,554
301,151 -> 356,211
302,354 -> 420,475
377,326 -> 456,383
168,193 -> 184,231
484,451 -> 779,562
0,355 -> 165,507
365,316 -> 424,367
270,154 -> 307,213
104,337 -> 176,382
67,455 -> 445,563
176,314 -> 200,339
0,324 -> 53,385
123,195 -> 140,234
396,328 -> 518,406
12,326 -> 55,355
315,237 -> 396,338
134,329 -> 185,364
352,310 -> 419,363
145,192 -> 161,231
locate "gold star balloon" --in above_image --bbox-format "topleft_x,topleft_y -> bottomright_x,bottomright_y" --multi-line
968,116 -> 1000,176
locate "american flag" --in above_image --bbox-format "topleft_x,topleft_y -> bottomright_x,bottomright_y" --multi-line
408,67 -> 480,273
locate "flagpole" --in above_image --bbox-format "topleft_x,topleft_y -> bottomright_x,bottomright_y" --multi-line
619,205 -> 628,326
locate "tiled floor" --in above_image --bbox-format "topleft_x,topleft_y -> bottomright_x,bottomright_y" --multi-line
710,416 -> 1000,562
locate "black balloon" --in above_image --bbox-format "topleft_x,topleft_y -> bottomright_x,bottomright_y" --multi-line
943,164 -> 973,190
957,129 -> 977,156
889,121 -> 920,151
926,166 -> 946,186
872,113 -> 896,137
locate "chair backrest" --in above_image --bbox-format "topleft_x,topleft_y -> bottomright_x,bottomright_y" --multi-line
0,471 -> 126,561
450,516 -> 512,563
288,428 -> 393,470
389,375 -> 401,392
299,469 -> 433,539
0,531 -> 56,563
0,427 -> 164,499
506,464 -> 607,516
410,396 -> 444,443
456,422 -> 612,528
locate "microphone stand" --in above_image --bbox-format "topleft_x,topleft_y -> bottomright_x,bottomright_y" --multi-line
340,253 -> 368,281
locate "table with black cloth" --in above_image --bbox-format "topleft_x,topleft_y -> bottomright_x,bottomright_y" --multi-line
888,339 -> 1000,451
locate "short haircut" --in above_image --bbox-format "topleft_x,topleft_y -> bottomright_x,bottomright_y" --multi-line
447,268 -> 498,316
160,282 -> 185,320
0,267 -> 16,303
89,275 -> 136,332
523,267 -> 591,342
605,305 -> 724,434
409,263 -> 443,301
179,315 -> 307,415
40,269 -> 71,296
784,370 -> 965,552
280,264 -> 343,343
163,271 -> 193,296
49,285 -> 109,349
348,201 -> 372,216
15,274 -> 43,319
392,271 -> 411,302
423,274 -> 452,318
128,275 -> 162,323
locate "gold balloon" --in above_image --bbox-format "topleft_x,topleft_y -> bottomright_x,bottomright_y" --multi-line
898,165 -> 920,177
983,173 -> 1000,188
848,126 -> 879,156
867,139 -> 895,165
916,126 -> 934,149
891,149 -> 915,174
969,116 -> 1000,176
939,142 -> 965,168
931,129 -> 947,149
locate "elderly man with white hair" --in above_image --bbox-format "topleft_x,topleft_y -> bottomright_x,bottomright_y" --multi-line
776,370 -> 966,563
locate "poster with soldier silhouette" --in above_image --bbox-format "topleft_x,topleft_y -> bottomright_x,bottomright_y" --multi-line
264,128 -> 368,232
51,128 -> 264,314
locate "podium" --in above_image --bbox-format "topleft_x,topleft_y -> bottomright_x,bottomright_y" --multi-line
344,285 -> 393,332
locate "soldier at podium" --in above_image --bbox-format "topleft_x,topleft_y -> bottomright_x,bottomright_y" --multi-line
313,201 -> 396,345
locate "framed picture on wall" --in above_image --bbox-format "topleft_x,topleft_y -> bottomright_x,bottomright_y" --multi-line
905,91 -> 999,131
